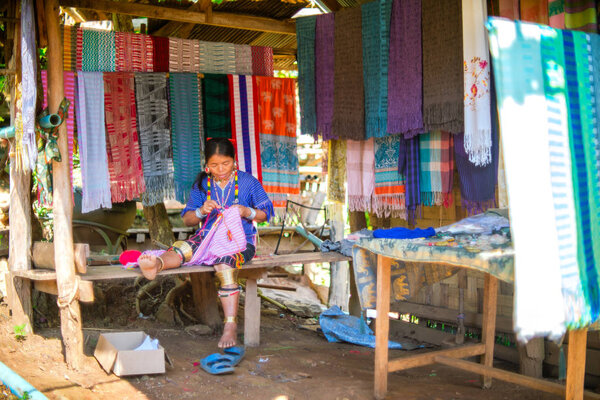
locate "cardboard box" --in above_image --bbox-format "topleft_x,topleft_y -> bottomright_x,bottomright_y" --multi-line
94,331 -> 166,376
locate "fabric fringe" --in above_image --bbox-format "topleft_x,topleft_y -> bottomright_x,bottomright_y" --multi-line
461,198 -> 496,216
110,180 -> 146,204
349,195 -> 372,212
464,128 -> 493,166
372,193 -> 406,218
83,187 -> 113,213
407,205 -> 422,226
420,191 -> 443,207
142,175 -> 176,206
365,117 -> 389,139
387,114 -> 424,138
423,102 -> 465,134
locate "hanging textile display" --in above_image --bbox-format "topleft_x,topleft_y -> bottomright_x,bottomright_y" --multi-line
362,0 -> 393,139
255,77 -> 300,213
387,0 -> 423,138
103,72 -> 146,203
565,0 -> 597,33
134,73 -> 176,206
520,0 -> 549,24
462,0 -> 492,167
498,0 -> 519,19
75,72 -> 112,213
327,139 -> 346,204
203,74 -> 232,139
316,13 -> 336,140
590,35 -> 600,174
487,18 -> 567,340
251,46 -> 274,77
199,41 -> 236,74
21,0 -> 37,172
563,29 -> 600,325
234,44 -> 253,76
151,36 -> 170,73
400,136 -> 420,224
115,32 -> 154,72
347,139 -> 374,212
296,16 -> 317,137
374,135 -> 406,218
169,73 -> 203,204
419,131 -> 454,207
549,0 -> 566,29
229,74 -> 262,182
41,71 -> 77,188
169,38 -> 200,73
76,28 -> 83,71
62,25 -> 77,71
333,7 -> 365,140
81,29 -> 116,72
422,0 -> 464,134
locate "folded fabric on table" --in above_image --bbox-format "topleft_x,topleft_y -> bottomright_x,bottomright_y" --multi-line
373,226 -> 436,239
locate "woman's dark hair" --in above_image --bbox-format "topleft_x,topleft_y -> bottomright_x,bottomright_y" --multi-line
193,138 -> 236,191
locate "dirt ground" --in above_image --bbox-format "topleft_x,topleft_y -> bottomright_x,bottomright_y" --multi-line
0,281 -> 573,400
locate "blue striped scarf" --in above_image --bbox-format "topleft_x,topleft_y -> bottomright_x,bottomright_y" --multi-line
296,16 -> 317,137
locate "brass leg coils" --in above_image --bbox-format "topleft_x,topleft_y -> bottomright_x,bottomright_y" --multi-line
216,268 -> 240,324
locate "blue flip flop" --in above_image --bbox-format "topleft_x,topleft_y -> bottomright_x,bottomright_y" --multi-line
200,353 -> 235,375
223,346 -> 245,367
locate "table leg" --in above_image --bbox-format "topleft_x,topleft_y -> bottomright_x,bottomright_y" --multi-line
374,254 -> 392,400
566,329 -> 587,400
244,278 -> 260,347
480,273 -> 498,389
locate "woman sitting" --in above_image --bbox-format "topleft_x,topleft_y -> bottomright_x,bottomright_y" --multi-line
139,138 -> 274,348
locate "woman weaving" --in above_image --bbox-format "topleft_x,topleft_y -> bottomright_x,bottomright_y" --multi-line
139,138 -> 274,348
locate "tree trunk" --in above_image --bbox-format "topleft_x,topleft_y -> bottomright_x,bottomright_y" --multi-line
143,203 -> 175,247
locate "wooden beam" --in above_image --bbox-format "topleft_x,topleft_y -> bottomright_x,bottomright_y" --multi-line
7,0 -> 33,336
32,241 -> 89,274
567,329 -> 589,400
59,0 -> 296,35
45,0 -> 84,370
387,343 -> 486,373
374,254 -> 392,400
480,274 -> 498,389
34,279 -> 94,303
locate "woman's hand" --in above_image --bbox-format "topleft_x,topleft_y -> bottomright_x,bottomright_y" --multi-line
201,199 -> 221,215
231,204 -> 250,218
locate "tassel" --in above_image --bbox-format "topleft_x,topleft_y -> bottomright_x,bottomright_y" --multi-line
227,229 -> 233,241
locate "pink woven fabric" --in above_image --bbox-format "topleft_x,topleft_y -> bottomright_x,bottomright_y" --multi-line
251,46 -> 274,77
115,32 -> 154,72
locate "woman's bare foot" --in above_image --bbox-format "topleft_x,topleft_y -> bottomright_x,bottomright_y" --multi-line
138,254 -> 161,280
218,322 -> 237,348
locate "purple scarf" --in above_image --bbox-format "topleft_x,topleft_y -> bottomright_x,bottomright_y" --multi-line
387,0 -> 424,138
399,135 -> 421,224
316,13 -> 336,140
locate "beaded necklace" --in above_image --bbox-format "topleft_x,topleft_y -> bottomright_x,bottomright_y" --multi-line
207,169 -> 239,207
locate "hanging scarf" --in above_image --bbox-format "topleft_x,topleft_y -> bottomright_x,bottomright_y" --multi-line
229,74 -> 262,182
327,139 -> 346,204
520,0 -> 549,23
255,77 -> 300,214
199,41 -> 236,74
347,139 -> 374,212
462,0 -> 492,166
419,131 -> 454,207
362,0 -> 393,139
234,44 -> 253,75
590,35 -> 600,175
151,36 -> 170,73
75,72 -> 112,212
169,73 -> 203,204
203,74 -> 232,139
169,38 -> 200,72
251,46 -> 274,77
21,0 -> 37,172
41,70 -> 76,191
387,0 -> 423,138
374,135 -> 406,218
487,18 -> 565,341
134,73 -> 175,206
76,28 -> 83,71
565,0 -> 597,33
549,0 -> 566,29
333,7 -> 365,140
296,16 -> 317,137
115,32 -> 154,72
62,25 -> 77,71
81,29 -> 116,72
316,13 -> 336,140
422,0 -> 464,134
563,29 -> 600,325
103,72 -> 146,203
399,136 -> 420,224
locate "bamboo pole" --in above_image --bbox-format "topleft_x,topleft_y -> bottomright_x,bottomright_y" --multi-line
44,0 -> 84,370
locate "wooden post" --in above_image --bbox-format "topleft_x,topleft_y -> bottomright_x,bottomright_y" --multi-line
517,337 -> 544,378
374,254 -> 392,400
327,202 -> 349,310
7,0 -> 33,335
480,273 -> 498,389
189,273 -> 221,329
566,329 -> 588,400
44,0 -> 84,369
243,277 -> 260,347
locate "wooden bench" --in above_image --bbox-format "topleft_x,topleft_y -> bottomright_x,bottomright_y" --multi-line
10,251 -> 351,347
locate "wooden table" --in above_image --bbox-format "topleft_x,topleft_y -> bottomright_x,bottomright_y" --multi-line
373,253 -> 600,400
